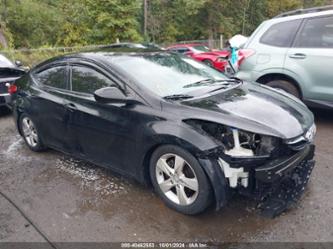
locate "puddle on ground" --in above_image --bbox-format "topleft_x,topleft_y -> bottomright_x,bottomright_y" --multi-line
30,153 -> 279,241
55,156 -> 130,196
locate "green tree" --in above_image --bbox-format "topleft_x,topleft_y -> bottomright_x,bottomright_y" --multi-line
57,0 -> 142,46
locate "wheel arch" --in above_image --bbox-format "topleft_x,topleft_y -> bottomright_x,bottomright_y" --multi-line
14,108 -> 24,136
140,139 -> 229,210
140,135 -> 208,186
256,73 -> 303,99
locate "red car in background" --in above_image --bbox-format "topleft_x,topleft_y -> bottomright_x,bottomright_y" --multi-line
166,43 -> 230,72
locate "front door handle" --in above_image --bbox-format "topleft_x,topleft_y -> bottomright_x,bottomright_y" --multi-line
289,53 -> 306,59
64,103 -> 77,112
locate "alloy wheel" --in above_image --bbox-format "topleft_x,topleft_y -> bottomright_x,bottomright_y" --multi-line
22,117 -> 38,147
155,153 -> 199,206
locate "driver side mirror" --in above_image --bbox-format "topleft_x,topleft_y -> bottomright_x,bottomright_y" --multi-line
94,86 -> 137,104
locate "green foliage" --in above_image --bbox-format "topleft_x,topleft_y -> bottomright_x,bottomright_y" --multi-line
57,0 -> 142,46
0,0 -> 332,49
0,21 -> 14,49
4,0 -> 62,48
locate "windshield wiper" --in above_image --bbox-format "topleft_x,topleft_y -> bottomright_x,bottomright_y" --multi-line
163,94 -> 194,100
183,78 -> 214,88
183,78 -> 240,88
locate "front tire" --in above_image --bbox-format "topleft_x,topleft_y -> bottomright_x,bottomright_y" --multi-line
19,114 -> 46,152
150,145 -> 212,215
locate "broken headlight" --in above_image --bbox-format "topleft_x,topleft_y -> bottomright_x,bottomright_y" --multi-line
184,119 -> 279,157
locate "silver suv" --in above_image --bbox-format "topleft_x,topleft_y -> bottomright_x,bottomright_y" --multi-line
236,6 -> 333,108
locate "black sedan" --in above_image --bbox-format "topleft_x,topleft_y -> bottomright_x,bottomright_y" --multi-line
0,54 -> 25,113
11,47 -> 316,215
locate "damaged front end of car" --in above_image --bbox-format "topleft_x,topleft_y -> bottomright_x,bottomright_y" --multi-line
185,119 -> 316,217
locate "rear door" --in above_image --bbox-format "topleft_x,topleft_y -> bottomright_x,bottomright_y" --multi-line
285,15 -> 333,104
241,20 -> 302,75
64,62 -> 139,174
32,64 -> 75,152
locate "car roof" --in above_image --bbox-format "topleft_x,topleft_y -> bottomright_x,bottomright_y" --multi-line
268,9 -> 333,24
33,47 -> 167,69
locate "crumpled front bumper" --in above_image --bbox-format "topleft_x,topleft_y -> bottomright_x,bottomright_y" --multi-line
214,144 -> 315,217
255,144 -> 315,183
258,157 -> 315,217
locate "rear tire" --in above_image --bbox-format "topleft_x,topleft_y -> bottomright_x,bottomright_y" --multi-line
150,145 -> 213,215
19,114 -> 46,152
266,80 -> 300,99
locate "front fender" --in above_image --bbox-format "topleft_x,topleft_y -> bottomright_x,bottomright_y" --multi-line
198,158 -> 230,210
136,121 -> 221,185
137,121 -> 230,209
148,121 -> 220,153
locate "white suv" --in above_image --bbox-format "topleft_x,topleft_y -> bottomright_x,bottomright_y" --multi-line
236,5 -> 333,108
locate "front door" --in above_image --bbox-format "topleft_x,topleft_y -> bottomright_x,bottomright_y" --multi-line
64,63 -> 139,175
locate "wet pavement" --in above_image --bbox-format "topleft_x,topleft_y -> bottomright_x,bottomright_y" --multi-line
0,108 -> 333,243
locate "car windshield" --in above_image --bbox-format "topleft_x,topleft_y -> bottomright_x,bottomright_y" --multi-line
0,54 -> 15,68
192,45 -> 210,53
106,53 -> 231,97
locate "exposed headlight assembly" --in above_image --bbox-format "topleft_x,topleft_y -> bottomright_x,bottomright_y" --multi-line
184,119 -> 280,189
184,119 -> 278,158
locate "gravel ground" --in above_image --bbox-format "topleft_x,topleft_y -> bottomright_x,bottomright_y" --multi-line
0,108 -> 332,244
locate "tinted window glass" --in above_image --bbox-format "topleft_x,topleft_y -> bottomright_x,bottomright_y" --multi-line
294,16 -> 333,48
71,66 -> 114,94
35,66 -> 67,89
170,47 -> 190,54
260,20 -> 301,47
179,48 -> 190,53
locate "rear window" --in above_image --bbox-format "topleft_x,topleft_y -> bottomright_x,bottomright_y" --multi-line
34,66 -> 67,89
294,16 -> 333,48
169,47 -> 190,54
260,20 -> 302,47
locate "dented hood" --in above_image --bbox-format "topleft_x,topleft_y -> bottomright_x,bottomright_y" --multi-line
180,82 -> 314,139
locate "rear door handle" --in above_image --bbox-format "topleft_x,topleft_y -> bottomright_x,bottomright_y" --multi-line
64,102 -> 77,112
289,53 -> 306,59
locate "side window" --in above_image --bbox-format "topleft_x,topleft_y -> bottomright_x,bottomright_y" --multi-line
71,66 -> 115,94
294,16 -> 333,48
169,47 -> 189,54
34,66 -> 67,89
178,48 -> 190,54
260,20 -> 301,47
